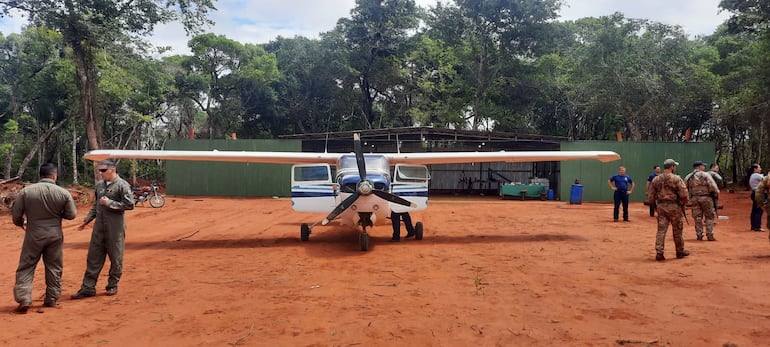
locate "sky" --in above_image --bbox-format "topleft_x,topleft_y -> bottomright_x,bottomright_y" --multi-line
0,0 -> 732,55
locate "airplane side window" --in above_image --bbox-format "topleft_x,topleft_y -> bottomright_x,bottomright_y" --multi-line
397,166 -> 429,181
294,166 -> 330,181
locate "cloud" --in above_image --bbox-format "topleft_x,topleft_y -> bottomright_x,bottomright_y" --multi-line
558,0 -> 731,36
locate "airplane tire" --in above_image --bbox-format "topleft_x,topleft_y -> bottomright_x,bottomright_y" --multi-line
359,233 -> 369,251
415,222 -> 423,240
300,223 -> 310,241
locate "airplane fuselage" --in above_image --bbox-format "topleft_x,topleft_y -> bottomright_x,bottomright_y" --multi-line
290,154 -> 429,228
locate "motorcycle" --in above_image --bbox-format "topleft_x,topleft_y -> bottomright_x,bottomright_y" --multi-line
132,182 -> 166,208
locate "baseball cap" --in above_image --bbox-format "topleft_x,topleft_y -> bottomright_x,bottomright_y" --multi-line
693,161 -> 705,168
663,159 -> 679,167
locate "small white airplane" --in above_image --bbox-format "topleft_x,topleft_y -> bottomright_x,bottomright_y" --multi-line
84,133 -> 620,251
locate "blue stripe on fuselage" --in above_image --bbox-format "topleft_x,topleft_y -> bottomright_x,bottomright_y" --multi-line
292,185 -> 335,198
393,191 -> 428,197
292,191 -> 336,198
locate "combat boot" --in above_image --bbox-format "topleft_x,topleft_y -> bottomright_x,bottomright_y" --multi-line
707,235 -> 716,241
71,289 -> 96,300
676,250 -> 690,259
696,234 -> 703,241
655,253 -> 665,261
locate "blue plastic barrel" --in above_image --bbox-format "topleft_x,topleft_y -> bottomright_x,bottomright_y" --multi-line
569,184 -> 584,204
547,188 -> 555,201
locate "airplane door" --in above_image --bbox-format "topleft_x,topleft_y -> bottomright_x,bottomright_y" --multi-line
291,164 -> 337,212
391,164 -> 430,212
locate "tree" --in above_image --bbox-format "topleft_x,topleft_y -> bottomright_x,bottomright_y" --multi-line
404,34 -> 471,128
265,36 -> 354,134
0,27 -> 66,179
425,0 -> 561,130
719,0 -> 770,175
545,14 -> 709,141
0,0 -> 216,154
175,33 -> 280,139
337,0 -> 420,129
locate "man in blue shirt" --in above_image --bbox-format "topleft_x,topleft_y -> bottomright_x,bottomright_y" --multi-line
608,166 -> 635,222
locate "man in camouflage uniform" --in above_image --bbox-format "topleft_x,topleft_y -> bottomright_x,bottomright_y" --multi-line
755,174 -> 770,241
10,163 -> 77,313
648,159 -> 690,261
684,161 -> 720,241
708,163 -> 724,212
71,160 -> 135,299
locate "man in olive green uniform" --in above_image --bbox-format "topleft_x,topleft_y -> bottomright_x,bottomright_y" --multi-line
648,159 -> 690,261
11,163 -> 77,313
684,161 -> 720,241
72,160 -> 134,299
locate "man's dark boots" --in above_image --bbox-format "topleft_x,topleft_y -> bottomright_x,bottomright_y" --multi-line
656,253 -> 665,261
676,250 -> 690,259
71,289 -> 96,300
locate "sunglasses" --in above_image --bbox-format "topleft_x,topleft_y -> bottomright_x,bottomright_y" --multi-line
98,168 -> 110,173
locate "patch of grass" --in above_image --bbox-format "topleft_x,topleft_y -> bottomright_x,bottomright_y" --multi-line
473,267 -> 488,293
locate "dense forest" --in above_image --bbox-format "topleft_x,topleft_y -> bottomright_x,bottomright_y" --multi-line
1,0 -> 769,185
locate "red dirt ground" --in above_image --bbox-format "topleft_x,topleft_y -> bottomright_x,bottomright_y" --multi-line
1,189 -> 769,346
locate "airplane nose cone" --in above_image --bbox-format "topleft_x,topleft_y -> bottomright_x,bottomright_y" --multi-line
358,181 -> 373,195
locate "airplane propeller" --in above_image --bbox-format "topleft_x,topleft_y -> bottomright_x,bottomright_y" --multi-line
321,133 -> 416,225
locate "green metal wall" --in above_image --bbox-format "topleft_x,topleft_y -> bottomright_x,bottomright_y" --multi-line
560,142 -> 714,203
165,139 -> 301,197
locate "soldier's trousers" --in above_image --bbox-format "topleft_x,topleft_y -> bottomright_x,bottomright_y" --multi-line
80,219 -> 126,292
655,203 -> 685,255
691,196 -> 715,238
14,234 -> 63,304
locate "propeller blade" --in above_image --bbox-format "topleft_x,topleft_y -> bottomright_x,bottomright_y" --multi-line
372,190 -> 417,208
353,133 -> 366,181
322,192 -> 360,225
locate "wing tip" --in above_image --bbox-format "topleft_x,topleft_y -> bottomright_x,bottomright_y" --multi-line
83,151 -> 109,162
598,153 -> 622,163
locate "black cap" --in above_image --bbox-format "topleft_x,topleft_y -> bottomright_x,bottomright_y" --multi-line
693,161 -> 705,168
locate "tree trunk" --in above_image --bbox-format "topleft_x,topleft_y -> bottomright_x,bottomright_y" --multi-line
361,74 -> 374,129
15,117 -> 70,180
70,39 -> 103,182
72,43 -> 99,150
72,127 -> 79,185
4,92 -> 20,179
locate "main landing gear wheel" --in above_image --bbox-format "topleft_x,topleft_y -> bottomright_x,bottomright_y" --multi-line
359,232 -> 369,251
415,222 -> 424,240
300,223 -> 311,241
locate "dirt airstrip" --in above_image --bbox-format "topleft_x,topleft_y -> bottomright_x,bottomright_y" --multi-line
1,189 -> 769,346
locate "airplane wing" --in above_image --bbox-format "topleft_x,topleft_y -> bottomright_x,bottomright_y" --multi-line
84,149 -> 620,164
84,150 -> 342,165
383,151 -> 620,165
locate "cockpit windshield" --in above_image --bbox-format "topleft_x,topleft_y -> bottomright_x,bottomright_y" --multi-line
338,154 -> 389,174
